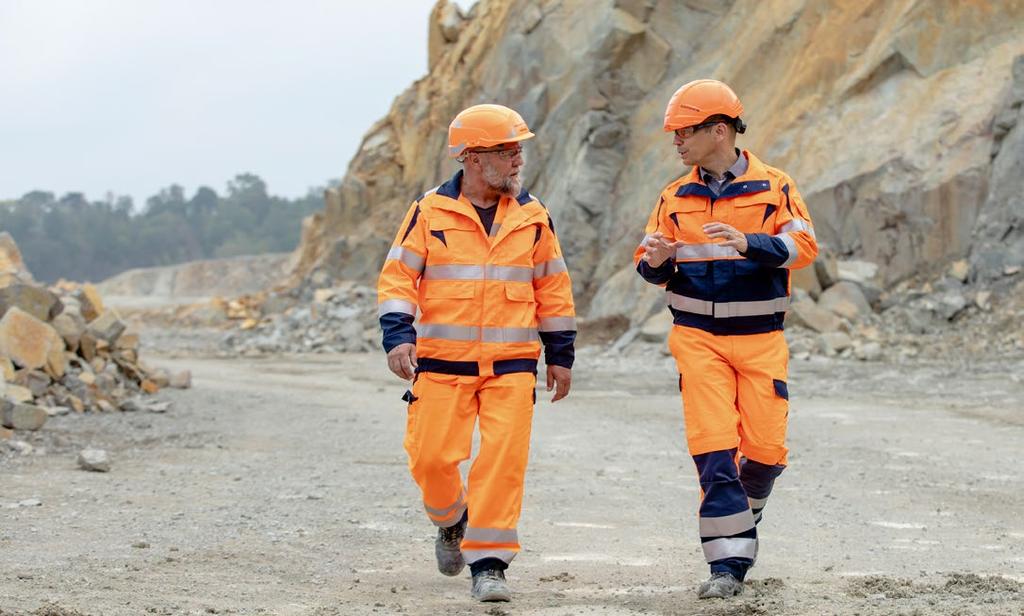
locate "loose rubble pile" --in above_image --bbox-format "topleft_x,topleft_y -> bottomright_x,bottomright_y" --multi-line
218,274 -> 379,355
633,246 -> 1024,362
0,232 -> 189,439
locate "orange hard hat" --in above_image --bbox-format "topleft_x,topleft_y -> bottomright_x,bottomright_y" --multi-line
448,104 -> 535,158
663,79 -> 745,133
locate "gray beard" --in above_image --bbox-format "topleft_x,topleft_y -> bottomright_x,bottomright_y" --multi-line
483,165 -> 522,196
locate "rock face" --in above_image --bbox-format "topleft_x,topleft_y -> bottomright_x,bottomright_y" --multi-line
287,0 -> 1024,330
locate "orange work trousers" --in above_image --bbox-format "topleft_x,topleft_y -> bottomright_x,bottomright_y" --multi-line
403,371 -> 535,566
668,325 -> 790,580
668,325 -> 790,465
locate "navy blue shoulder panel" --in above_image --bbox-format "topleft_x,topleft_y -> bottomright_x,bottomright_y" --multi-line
435,170 -> 464,200
515,188 -> 533,205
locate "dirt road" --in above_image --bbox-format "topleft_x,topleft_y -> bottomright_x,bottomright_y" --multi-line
2,349 -> 1022,615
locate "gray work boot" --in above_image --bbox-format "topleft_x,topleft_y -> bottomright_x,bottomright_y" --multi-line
434,513 -> 467,576
471,569 -> 511,602
697,572 -> 744,599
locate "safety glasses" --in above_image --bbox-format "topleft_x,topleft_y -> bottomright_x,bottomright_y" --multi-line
674,121 -> 723,139
469,146 -> 524,160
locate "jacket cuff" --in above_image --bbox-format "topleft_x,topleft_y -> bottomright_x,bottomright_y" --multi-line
636,259 -> 674,284
539,330 -> 576,369
742,233 -> 788,268
380,312 -> 417,353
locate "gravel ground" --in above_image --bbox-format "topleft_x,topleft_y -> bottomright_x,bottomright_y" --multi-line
1,347 -> 1022,615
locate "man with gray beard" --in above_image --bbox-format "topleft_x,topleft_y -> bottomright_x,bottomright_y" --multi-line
377,104 -> 577,602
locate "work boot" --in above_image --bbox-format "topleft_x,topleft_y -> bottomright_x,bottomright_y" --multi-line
697,572 -> 744,599
471,568 -> 511,602
434,512 -> 467,576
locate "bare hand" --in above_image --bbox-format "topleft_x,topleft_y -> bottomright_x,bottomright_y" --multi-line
386,343 -> 418,380
546,365 -> 572,402
702,222 -> 748,253
640,232 -> 684,268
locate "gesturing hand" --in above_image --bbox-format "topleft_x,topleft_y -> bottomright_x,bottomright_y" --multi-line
386,343 -> 418,380
702,222 -> 748,254
641,232 -> 684,268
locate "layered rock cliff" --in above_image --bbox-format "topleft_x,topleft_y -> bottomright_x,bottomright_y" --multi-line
292,0 -> 1024,325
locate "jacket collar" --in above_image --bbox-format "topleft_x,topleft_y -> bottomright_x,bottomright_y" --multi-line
676,150 -> 772,200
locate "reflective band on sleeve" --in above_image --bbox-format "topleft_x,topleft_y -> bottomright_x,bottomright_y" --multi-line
778,233 -> 798,268
462,549 -> 518,565
387,246 -> 425,273
378,299 -> 416,316
676,243 -> 741,260
539,316 -> 577,331
702,537 -> 758,561
534,258 -> 568,278
464,527 -> 519,544
779,219 -> 813,235
699,510 -> 756,538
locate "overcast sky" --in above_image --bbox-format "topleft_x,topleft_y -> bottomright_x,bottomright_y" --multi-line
0,1 -> 473,206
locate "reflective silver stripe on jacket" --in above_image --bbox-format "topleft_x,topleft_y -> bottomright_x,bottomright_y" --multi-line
778,233 -> 798,268
387,246 -> 425,273
702,537 -> 758,562
534,258 -> 568,279
699,510 -> 756,538
464,527 -> 519,544
462,549 -> 518,565
489,223 -> 501,238
676,243 -> 742,260
378,299 -> 416,317
779,218 -> 816,239
667,292 -> 789,318
417,323 -> 539,343
539,316 -> 577,332
422,264 -> 533,282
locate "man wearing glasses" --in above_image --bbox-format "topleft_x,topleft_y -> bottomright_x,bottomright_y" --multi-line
634,80 -> 818,599
377,104 -> 576,602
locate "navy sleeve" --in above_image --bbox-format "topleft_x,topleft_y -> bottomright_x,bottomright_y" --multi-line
636,259 -> 675,284
539,330 -> 575,369
742,233 -> 789,268
380,312 -> 416,353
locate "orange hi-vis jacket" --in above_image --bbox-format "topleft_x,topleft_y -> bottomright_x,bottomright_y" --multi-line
378,170 -> 577,375
634,150 -> 818,335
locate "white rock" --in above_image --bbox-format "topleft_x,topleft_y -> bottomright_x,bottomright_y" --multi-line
78,448 -> 111,472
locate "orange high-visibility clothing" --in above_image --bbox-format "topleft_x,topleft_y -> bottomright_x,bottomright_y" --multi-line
403,371 -> 535,563
634,150 -> 814,582
633,149 -> 817,335
378,170 -> 576,566
379,170 -> 576,377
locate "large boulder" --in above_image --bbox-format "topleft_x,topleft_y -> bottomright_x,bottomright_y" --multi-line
0,307 -> 65,372
818,281 -> 872,322
0,283 -> 63,322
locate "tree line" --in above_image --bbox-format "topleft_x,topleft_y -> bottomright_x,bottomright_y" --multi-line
0,173 -> 328,284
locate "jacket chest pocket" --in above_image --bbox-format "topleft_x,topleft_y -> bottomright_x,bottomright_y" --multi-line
428,216 -> 482,250
669,201 -> 709,243
727,199 -> 778,233
495,223 -> 539,262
